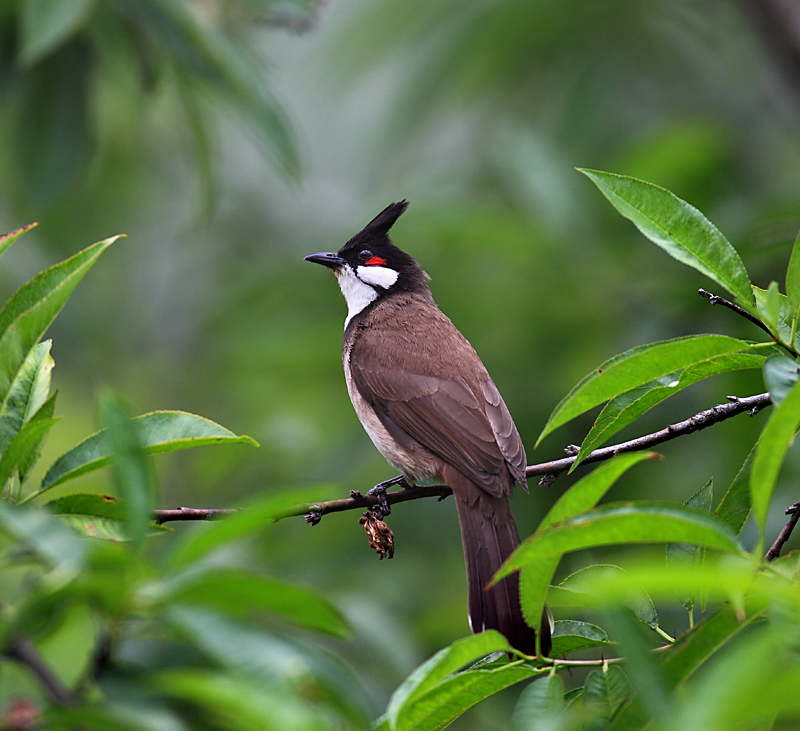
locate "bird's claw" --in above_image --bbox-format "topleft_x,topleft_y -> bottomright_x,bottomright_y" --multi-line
366,484 -> 391,517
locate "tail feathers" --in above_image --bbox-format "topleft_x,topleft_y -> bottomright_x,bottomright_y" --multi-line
448,467 -> 551,657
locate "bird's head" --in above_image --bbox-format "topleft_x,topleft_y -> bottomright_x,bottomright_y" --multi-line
305,201 -> 429,325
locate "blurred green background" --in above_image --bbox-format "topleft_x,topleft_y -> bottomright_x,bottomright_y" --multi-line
2,0 -> 800,726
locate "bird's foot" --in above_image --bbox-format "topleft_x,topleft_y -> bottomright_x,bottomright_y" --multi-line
365,475 -> 409,517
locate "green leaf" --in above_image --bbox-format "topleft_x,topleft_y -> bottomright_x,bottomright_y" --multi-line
0,236 -> 118,408
392,663 -> 541,731
511,503 -> 741,637
602,609 -> 672,721
763,355 -> 799,406
715,446 -> 755,536
666,480 -> 713,611
521,453 -> 653,632
574,353 -> 765,468
153,669 -> 330,731
550,620 -> 611,656
34,411 -> 258,498
578,170 -> 753,307
584,666 -> 632,724
46,493 -> 124,521
100,392 -> 156,546
163,569 -> 350,638
47,703 -> 187,731
0,501 -> 86,572
750,376 -> 800,541
386,632 -> 515,728
15,44 -> 92,205
764,281 -> 782,333
541,452 -> 657,529
511,674 -> 565,731
0,415 -> 60,489
752,286 -> 800,351
660,595 -> 767,688
0,223 -> 38,261
46,492 -> 129,540
560,565 -> 658,628
141,0 -> 298,178
19,0 -> 94,66
537,335 -> 755,445
786,230 -> 800,312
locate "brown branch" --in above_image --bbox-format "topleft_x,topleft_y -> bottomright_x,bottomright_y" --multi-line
765,500 -> 800,561
149,395 -> 771,525
529,393 -> 771,482
4,636 -> 75,707
153,507 -> 237,524
281,392 -> 771,522
697,289 -> 773,337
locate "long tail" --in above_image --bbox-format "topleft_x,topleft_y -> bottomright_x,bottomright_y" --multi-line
446,465 -> 551,657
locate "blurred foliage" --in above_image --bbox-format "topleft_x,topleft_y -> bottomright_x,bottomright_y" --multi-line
2,0 -> 800,729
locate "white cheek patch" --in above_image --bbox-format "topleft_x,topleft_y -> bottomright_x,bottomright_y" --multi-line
337,266 -> 379,328
356,265 -> 399,289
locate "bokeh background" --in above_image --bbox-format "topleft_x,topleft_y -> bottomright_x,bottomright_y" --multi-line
2,0 -> 800,726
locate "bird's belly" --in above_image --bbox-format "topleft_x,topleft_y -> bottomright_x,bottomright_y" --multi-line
344,358 -> 442,483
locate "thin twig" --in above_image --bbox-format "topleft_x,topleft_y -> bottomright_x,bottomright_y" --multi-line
528,392 -> 771,482
698,288 -> 773,337
153,507 -> 237,524
4,636 -> 75,706
765,500 -> 800,561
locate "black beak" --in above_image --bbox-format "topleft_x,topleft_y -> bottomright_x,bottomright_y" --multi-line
304,252 -> 346,269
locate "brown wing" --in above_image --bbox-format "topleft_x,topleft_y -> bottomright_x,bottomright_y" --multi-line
349,295 -> 527,496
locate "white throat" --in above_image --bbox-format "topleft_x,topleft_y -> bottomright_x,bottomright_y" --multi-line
337,264 -> 399,328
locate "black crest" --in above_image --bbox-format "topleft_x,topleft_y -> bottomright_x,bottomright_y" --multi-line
340,201 -> 409,254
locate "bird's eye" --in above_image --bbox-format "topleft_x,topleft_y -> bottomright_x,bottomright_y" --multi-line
358,249 -> 372,261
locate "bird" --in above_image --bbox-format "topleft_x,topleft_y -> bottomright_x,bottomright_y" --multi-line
305,200 -> 551,657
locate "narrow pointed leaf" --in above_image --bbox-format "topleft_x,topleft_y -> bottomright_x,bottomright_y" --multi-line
503,503 -> 741,633
579,170 -> 753,306
667,480 -> 713,611
0,236 -> 118,406
521,453 -> 653,630
660,595 -> 767,688
0,223 -> 37,260
715,446 -> 755,536
101,393 -> 155,546
17,391 -> 57,483
584,666 -> 632,722
750,377 -> 800,540
786,230 -> 800,311
763,355 -> 799,407
35,411 -> 258,498
0,340 -> 54,460
561,565 -> 658,627
542,452 -> 657,529
164,569 -> 350,638
512,674 -> 565,731
574,353 -> 765,468
538,335 -> 755,445
550,620 -> 611,655
752,286 -> 800,351
393,663 -> 541,731
386,632 -> 514,728
20,0 -> 93,65
0,415 -> 60,488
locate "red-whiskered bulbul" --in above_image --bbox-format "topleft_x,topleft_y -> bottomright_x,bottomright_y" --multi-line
305,201 -> 551,656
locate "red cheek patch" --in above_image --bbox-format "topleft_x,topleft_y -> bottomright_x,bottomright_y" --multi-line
365,256 -> 387,267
